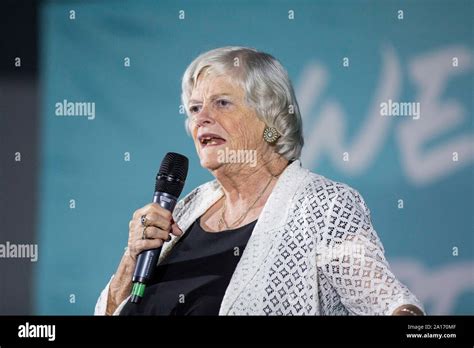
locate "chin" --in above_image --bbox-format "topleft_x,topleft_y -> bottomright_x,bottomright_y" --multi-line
198,152 -> 221,171
200,159 -> 222,171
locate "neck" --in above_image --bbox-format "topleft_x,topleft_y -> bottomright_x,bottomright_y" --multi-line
212,154 -> 289,225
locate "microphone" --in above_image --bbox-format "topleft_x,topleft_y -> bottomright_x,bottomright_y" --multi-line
130,152 -> 189,304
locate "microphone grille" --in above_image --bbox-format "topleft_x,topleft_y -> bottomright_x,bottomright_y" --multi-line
155,152 -> 189,197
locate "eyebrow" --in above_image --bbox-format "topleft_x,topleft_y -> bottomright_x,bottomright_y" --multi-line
188,93 -> 233,105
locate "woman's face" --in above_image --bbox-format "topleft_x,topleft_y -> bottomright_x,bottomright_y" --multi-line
188,72 -> 266,171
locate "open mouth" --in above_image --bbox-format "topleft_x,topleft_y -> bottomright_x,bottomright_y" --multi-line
198,133 -> 226,147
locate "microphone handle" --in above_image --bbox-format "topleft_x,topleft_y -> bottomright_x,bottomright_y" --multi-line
130,191 -> 178,303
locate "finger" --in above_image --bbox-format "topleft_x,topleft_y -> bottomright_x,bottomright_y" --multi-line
143,203 -> 172,220
132,203 -> 171,222
143,212 -> 171,231
171,223 -> 183,236
134,238 -> 164,253
140,226 -> 170,241
132,205 -> 149,220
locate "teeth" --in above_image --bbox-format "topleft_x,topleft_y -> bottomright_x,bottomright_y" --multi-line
200,136 -> 218,145
200,135 -> 224,146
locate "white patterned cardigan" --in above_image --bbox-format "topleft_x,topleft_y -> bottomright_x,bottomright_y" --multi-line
95,160 -> 424,315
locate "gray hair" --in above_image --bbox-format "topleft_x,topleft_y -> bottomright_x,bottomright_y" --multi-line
181,46 -> 304,161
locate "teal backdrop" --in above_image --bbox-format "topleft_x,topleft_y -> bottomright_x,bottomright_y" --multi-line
37,0 -> 473,314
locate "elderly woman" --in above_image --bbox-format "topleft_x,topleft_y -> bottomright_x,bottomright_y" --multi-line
95,46 -> 424,316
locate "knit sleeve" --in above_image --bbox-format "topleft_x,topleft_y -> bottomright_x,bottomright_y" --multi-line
316,188 -> 424,315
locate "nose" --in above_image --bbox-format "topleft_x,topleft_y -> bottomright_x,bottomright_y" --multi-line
193,105 -> 215,127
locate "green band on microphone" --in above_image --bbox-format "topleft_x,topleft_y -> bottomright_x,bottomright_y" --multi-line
132,282 -> 146,297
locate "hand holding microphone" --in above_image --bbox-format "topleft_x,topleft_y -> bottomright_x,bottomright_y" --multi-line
127,203 -> 183,262
105,152 -> 188,313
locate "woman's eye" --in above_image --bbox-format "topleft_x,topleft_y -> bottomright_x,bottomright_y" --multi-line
216,99 -> 230,107
189,105 -> 201,114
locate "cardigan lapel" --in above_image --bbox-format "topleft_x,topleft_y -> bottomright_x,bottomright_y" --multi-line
219,160 -> 310,314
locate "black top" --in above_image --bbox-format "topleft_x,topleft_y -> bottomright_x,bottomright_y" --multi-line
120,217 -> 257,315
